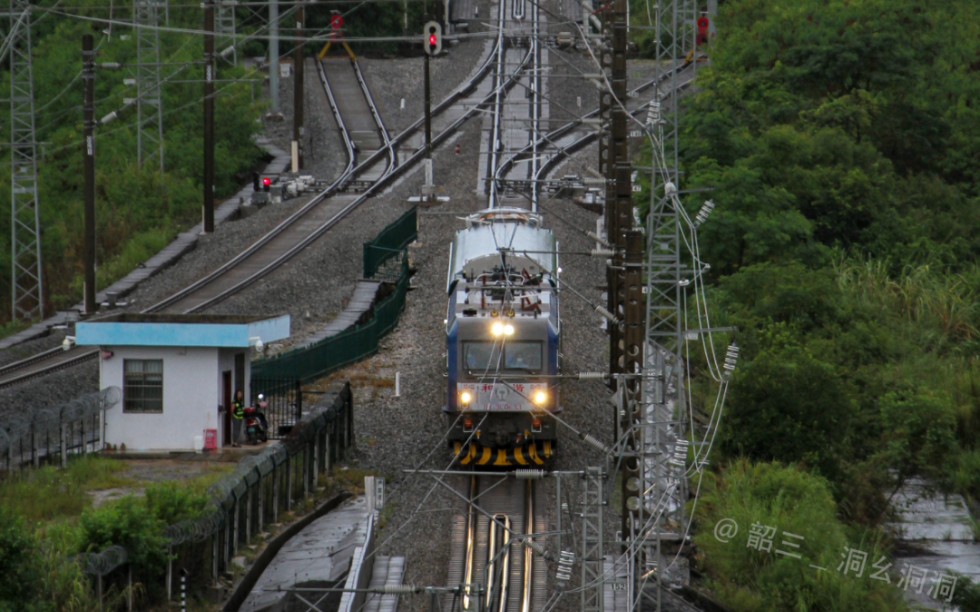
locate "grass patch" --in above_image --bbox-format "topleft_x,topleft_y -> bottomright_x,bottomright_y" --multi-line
0,318 -> 29,341
95,227 -> 175,290
0,456 -> 133,522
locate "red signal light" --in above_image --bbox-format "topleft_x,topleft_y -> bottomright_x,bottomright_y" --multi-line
424,21 -> 441,56
262,177 -> 272,191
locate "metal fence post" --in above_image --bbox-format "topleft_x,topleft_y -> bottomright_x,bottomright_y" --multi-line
31,422 -> 39,468
303,445 -> 310,499
245,485 -> 252,545
60,422 -> 68,468
272,464 -> 280,523
310,433 -> 319,489
232,498 -> 239,556
257,475 -> 265,535
295,379 -> 303,425
345,384 -> 353,455
212,531 -> 220,585
218,508 -> 230,573
286,455 -> 293,512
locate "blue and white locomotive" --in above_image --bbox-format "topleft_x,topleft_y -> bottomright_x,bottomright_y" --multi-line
444,208 -> 561,468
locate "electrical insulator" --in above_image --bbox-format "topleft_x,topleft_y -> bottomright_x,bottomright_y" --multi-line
723,342 -> 740,377
694,199 -> 716,227
646,101 -> 661,126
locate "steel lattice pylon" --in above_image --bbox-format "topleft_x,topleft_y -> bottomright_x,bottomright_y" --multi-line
8,0 -> 44,321
580,466 -> 605,611
632,0 -> 697,608
216,0 -> 237,65
135,0 -> 165,172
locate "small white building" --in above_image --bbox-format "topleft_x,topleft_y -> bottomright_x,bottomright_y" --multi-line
75,313 -> 290,453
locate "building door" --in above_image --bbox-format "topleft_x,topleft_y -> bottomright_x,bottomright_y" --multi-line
222,371 -> 232,446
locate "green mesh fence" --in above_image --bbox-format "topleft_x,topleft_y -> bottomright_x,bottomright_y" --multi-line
363,206 -> 417,278
252,208 -> 416,383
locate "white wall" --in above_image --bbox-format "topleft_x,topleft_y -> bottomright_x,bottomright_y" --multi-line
99,347 -> 224,452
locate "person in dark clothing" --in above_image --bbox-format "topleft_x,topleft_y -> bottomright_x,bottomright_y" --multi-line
232,389 -> 245,447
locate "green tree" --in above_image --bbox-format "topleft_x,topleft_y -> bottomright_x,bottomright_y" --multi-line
692,460 -> 905,610
722,337 -> 852,482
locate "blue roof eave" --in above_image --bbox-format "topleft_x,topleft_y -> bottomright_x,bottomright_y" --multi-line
76,314 -> 291,348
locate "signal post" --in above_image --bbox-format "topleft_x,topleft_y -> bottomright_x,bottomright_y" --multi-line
420,21 -> 442,201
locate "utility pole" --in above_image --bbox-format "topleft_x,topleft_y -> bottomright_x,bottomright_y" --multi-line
600,0 -> 632,388
203,0 -> 215,233
83,34 -> 97,315
7,0 -> 44,321
292,1 -> 304,172
268,0 -> 281,116
598,0 -> 637,557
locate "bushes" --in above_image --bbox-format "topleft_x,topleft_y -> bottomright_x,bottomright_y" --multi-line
77,482 -> 214,603
0,457 -> 221,609
79,497 -> 171,580
692,460 -> 905,611
0,509 -> 44,608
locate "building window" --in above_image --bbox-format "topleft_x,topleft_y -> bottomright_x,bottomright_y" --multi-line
124,359 -> 163,413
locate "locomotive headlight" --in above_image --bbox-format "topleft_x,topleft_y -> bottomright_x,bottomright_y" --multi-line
532,389 -> 549,407
460,390 -> 473,406
490,321 -> 515,337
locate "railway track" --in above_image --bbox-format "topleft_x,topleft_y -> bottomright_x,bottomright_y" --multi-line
446,474 -> 548,612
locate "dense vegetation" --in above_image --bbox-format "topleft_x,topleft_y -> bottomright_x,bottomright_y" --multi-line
0,457 -> 225,610
663,0 -> 979,607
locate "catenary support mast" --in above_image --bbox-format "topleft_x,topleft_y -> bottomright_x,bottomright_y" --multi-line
7,0 -> 44,321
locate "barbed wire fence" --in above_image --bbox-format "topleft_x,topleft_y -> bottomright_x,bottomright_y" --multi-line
0,386 -> 120,470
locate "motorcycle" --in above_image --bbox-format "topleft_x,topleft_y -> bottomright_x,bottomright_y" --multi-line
244,394 -> 269,444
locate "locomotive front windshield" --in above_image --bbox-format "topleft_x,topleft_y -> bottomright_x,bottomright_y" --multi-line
504,341 -> 543,370
463,342 -> 499,371
462,341 -> 543,373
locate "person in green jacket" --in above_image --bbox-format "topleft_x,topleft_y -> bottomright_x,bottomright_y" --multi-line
232,389 -> 245,447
